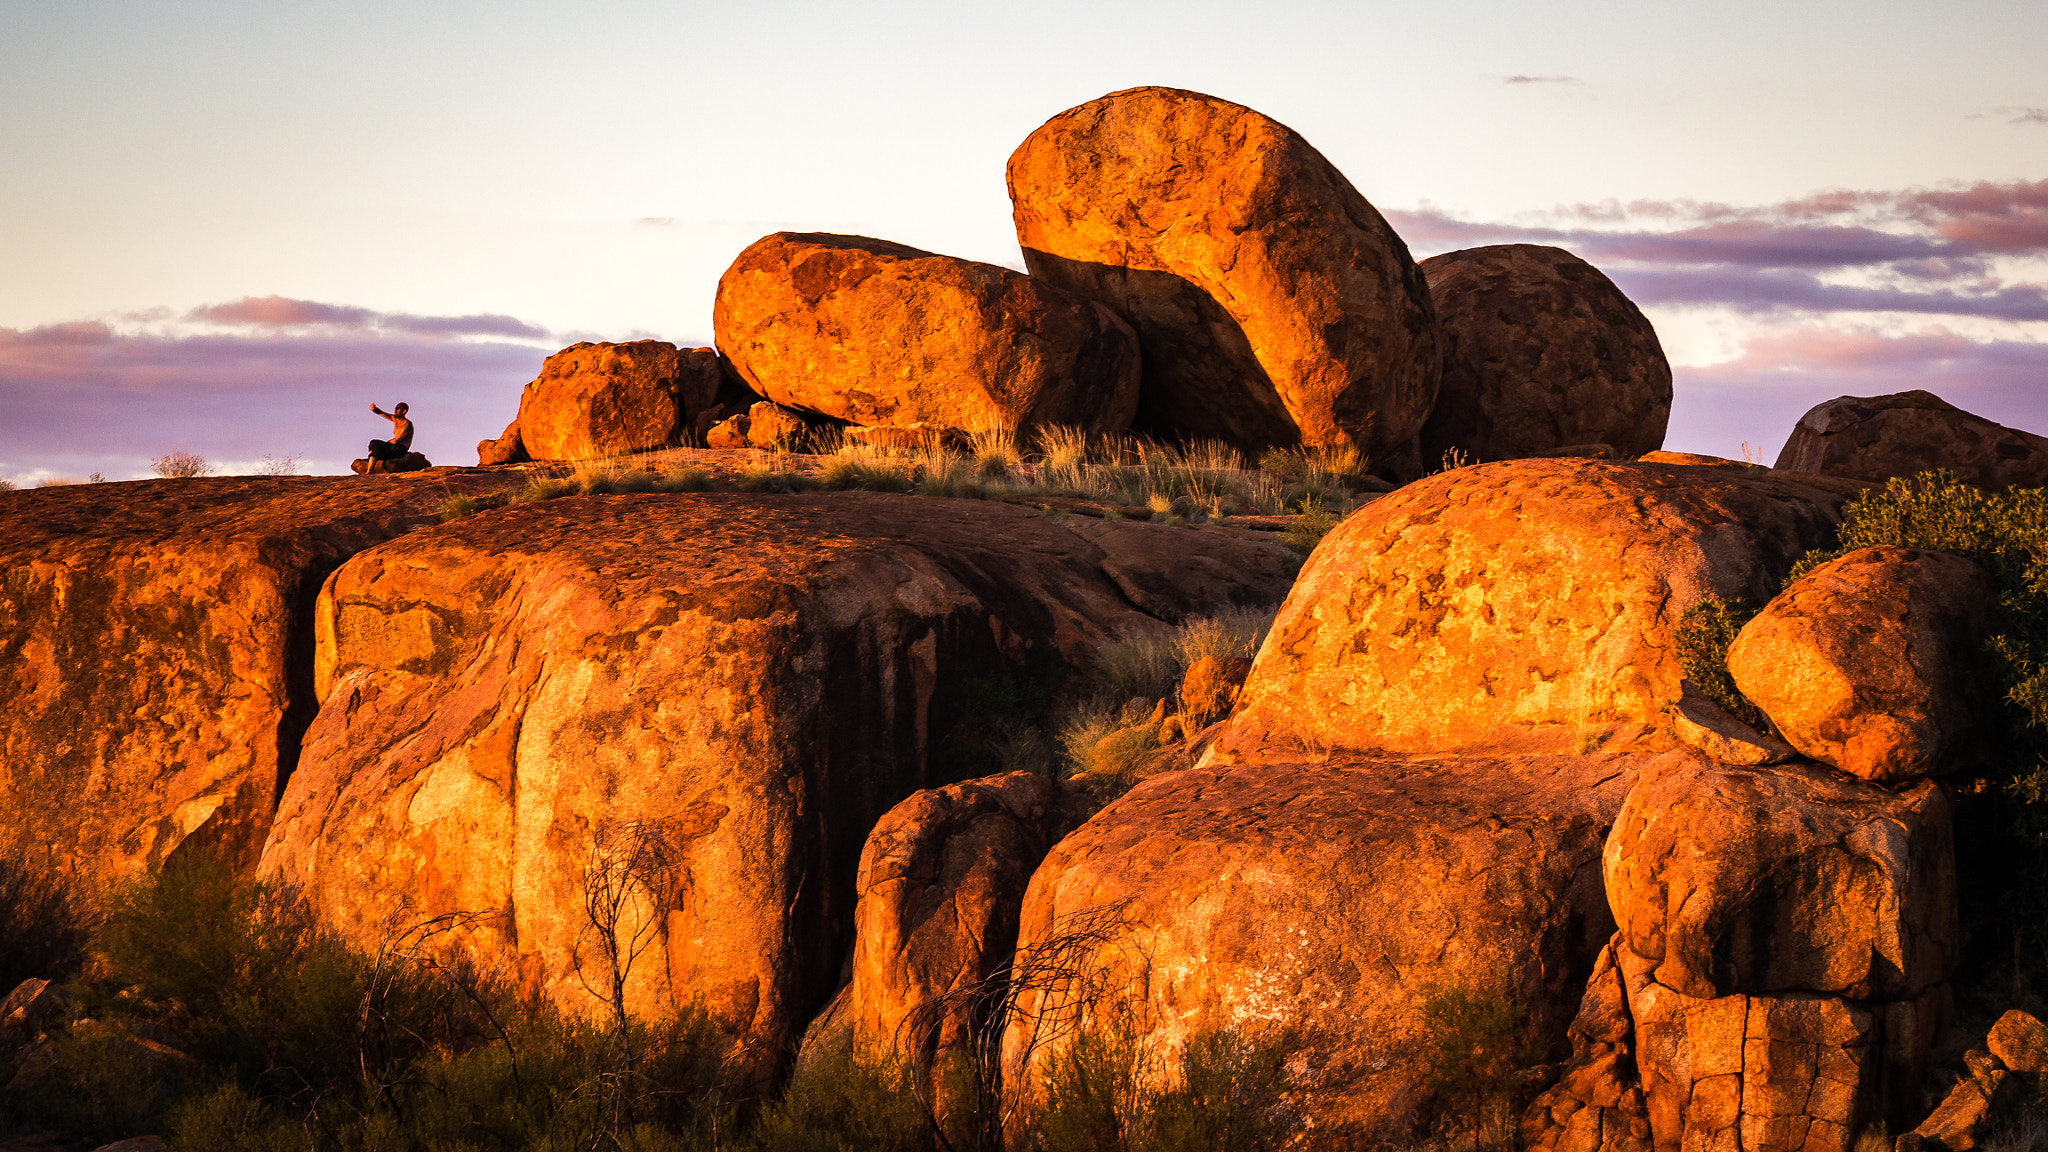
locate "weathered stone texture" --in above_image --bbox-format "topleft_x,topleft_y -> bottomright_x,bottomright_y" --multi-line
1774,390 -> 2048,489
1418,243 -> 1672,465
260,493 -> 1293,1087
515,341 -> 721,461
1728,547 -> 1996,783
1007,86 -> 1439,459
714,232 -> 1140,435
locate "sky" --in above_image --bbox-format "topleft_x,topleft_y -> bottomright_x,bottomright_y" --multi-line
2,0 -> 2044,481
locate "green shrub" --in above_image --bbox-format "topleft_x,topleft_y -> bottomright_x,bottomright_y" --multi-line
1675,597 -> 1767,729
1418,986 -> 1531,1149
1279,494 -> 1340,556
656,465 -> 720,493
747,1041 -> 932,1152
1037,1018 -> 1297,1152
437,492 -> 483,521
0,854 -> 93,992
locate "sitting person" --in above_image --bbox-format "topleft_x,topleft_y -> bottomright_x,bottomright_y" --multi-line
368,402 -> 414,460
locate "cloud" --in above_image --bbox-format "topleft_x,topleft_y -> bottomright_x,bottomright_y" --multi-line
1993,107 -> 2048,126
183,294 -> 553,341
1665,325 -> 2048,462
636,216 -> 677,227
1504,74 -> 1580,85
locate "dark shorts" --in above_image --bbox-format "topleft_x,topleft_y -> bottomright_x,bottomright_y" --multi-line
368,439 -> 407,460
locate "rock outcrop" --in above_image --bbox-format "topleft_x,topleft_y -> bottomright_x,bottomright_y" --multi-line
0,476 -> 516,889
1417,244 -> 1672,465
1007,86 -> 1438,461
477,418 -> 528,466
259,493 -> 1293,1087
714,233 -> 1141,435
351,452 -> 431,474
1774,391 -> 2048,489
1728,547 -> 1996,783
844,772 -> 1071,1065
1000,749 -> 1690,1143
512,341 -> 722,462
1205,458 -> 1854,763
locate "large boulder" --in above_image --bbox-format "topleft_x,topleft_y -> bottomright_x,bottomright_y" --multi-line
845,771 -> 1070,1064
1602,757 -> 1956,1003
714,233 -> 1141,435
0,475 -> 516,889
259,493 -> 1293,1087
1728,547 -> 1997,783
1006,86 -> 1438,461
999,748 -> 1695,1144
1774,391 -> 2048,488
514,341 -> 722,461
1205,459 -> 1855,764
1417,244 -> 1672,466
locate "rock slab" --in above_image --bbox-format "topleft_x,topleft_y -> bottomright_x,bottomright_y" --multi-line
715,232 -> 1140,435
1774,391 -> 2048,489
1007,86 -> 1439,460
1418,244 -> 1671,465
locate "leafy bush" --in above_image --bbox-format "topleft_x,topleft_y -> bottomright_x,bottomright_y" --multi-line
1418,986 -> 1531,1148
747,1041 -> 932,1152
1675,597 -> 1767,729
0,855 -> 93,993
1037,1017 -> 1298,1152
1279,493 -> 1340,556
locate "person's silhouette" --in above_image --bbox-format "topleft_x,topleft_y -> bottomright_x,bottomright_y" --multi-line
368,402 -> 414,460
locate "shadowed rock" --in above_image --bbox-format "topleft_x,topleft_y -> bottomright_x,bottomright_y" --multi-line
1774,390 -> 2048,488
259,493 -> 1293,1088
714,232 -> 1140,435
1007,86 -> 1438,462
1729,546 -> 1996,782
1418,244 -> 1671,465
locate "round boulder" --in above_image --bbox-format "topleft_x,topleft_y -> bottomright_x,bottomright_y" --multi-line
516,341 -> 722,461
713,233 -> 1140,435
1727,546 -> 1997,782
1006,86 -> 1439,461
1417,244 -> 1672,465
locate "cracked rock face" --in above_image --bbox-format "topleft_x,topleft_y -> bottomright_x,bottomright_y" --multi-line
1417,244 -> 1672,466
1728,546 -> 1996,783
713,232 -> 1141,435
0,475 -> 516,890
1603,757 -> 1956,1003
1006,86 -> 1439,460
258,492 -> 1291,1088
1204,459 -> 1852,763
1774,390 -> 2048,488
514,340 -> 721,461
999,749 -> 1695,1145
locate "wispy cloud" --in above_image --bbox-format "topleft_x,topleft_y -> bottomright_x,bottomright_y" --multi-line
1503,74 -> 1580,85
184,294 -> 552,341
635,216 -> 677,227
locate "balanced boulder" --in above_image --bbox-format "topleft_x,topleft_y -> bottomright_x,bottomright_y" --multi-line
1774,390 -> 2048,488
514,341 -> 722,461
714,232 -> 1140,435
1417,244 -> 1672,465
1204,458 -> 1852,763
260,492 -> 1293,1088
1727,546 -> 1996,782
1007,86 -> 1438,460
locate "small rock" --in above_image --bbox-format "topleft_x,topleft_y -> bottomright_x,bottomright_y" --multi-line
476,418 -> 527,466
1177,654 -> 1252,729
745,401 -> 812,451
704,413 -> 751,449
88,1139 -> 167,1152
351,451 -> 431,475
0,979 -> 69,1036
1988,1009 -> 2048,1078
1910,1050 -> 2018,1152
1728,546 -> 1997,782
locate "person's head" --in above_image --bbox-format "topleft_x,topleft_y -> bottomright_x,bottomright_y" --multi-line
394,402 -> 409,415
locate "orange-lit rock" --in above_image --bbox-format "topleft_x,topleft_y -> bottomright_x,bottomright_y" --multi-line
1774,390 -> 2048,488
1521,940 -> 1654,1152
714,233 -> 1140,435
515,341 -> 722,461
1727,546 -> 1996,782
0,475 -> 513,890
477,418 -> 527,466
1205,459 -> 1851,763
1007,86 -> 1438,460
1418,244 -> 1672,465
259,493 -> 1292,1087
744,401 -> 812,451
1603,757 -> 1955,1002
845,771 -> 1070,1064
1000,748 -> 1692,1143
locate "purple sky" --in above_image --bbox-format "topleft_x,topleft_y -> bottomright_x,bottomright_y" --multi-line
3,0 -> 2043,482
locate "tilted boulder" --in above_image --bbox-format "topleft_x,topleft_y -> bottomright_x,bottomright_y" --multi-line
1988,1009 -> 2048,1080
844,771 -> 1071,1064
260,493 -> 1293,1088
1774,390 -> 2048,488
514,341 -> 722,461
1007,86 -> 1438,461
1417,244 -> 1672,465
1000,748 -> 1693,1143
1728,547 -> 1996,783
0,475 -> 516,887
1905,1049 -> 2020,1152
1603,757 -> 1956,1003
1205,458 -> 1853,763
477,418 -> 528,466
714,232 -> 1140,435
